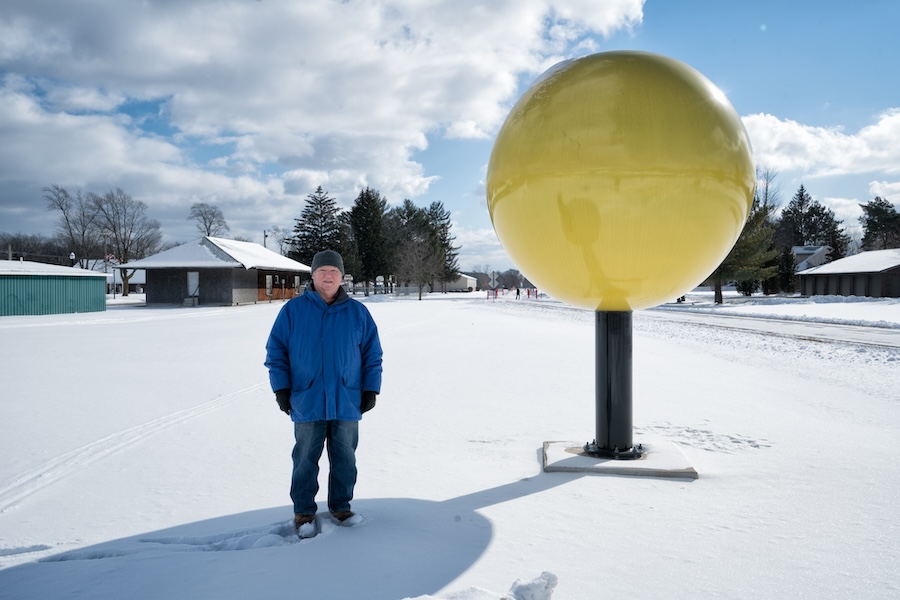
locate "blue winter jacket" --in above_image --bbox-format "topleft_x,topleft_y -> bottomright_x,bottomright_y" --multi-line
265,285 -> 383,422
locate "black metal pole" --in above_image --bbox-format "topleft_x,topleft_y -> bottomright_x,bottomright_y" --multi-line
588,310 -> 641,459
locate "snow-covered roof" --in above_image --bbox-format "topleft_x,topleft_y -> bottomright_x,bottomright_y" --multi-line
792,245 -> 829,256
792,245 -> 831,271
120,237 -> 310,272
0,260 -> 107,278
797,249 -> 900,275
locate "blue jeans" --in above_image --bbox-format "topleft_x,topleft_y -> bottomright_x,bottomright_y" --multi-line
291,420 -> 359,515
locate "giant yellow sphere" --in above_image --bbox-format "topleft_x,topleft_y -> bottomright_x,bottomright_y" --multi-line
486,51 -> 755,311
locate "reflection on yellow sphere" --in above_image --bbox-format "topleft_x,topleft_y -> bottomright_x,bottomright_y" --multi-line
486,51 -> 755,311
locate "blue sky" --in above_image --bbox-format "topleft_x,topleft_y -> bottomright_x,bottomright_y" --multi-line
1,0 -> 898,271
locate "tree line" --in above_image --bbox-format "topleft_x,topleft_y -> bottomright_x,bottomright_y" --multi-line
708,168 -> 900,303
1,183 -> 461,299
3,174 -> 897,302
287,186 -> 460,298
0,185 -> 238,295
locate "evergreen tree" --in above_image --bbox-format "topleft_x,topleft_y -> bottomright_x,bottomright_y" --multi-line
709,197 -> 777,303
824,224 -> 851,261
859,196 -> 900,250
289,186 -> 343,265
384,199 -> 442,297
755,167 -> 783,295
425,201 -> 460,292
777,184 -> 850,260
384,199 -> 428,268
775,246 -> 797,293
337,212 -> 361,287
778,184 -> 814,246
349,187 -> 389,295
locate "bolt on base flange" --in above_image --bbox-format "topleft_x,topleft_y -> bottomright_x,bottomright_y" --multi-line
583,440 -> 644,460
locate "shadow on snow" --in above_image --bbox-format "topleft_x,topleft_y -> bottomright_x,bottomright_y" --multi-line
0,471 -> 587,600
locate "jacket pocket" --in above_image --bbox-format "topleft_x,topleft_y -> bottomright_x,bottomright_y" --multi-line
292,369 -> 315,393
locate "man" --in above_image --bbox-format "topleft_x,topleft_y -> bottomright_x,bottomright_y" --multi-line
265,249 -> 383,538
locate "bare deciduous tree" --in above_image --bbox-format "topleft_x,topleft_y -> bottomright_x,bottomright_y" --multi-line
268,226 -> 291,255
470,265 -> 492,291
92,188 -> 162,296
44,184 -> 101,268
0,232 -> 68,264
497,269 -> 522,290
394,238 -> 443,300
188,202 -> 230,237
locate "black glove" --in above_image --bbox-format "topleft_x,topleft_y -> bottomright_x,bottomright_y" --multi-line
275,389 -> 291,415
360,391 -> 377,414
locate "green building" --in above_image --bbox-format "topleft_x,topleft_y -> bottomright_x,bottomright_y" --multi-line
0,260 -> 107,316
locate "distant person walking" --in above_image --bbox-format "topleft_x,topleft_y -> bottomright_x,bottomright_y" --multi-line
265,250 -> 383,537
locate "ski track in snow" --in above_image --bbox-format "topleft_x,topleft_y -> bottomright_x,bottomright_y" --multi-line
0,382 -> 267,514
0,306 -> 242,330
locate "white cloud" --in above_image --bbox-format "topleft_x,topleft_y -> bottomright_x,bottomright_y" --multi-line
0,77 -> 182,185
869,180 -> 900,201
821,196 -> 864,237
743,109 -> 900,177
42,84 -> 126,113
445,120 -> 491,140
744,111 -> 900,237
453,225 -> 517,272
0,0 -> 643,245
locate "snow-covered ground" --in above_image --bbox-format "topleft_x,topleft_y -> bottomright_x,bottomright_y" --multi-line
656,288 -> 900,329
0,291 -> 898,599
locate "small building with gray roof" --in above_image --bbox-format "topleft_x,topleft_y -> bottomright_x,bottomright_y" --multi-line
797,249 -> 900,298
121,237 -> 310,306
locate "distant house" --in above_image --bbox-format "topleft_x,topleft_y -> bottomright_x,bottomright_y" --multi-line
797,249 -> 900,298
97,265 -> 144,295
444,272 -> 477,292
116,268 -> 145,294
121,237 -> 310,306
792,245 -> 831,272
395,272 -> 478,295
0,260 -> 107,316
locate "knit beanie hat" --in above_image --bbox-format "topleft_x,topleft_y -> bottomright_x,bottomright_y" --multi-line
311,250 -> 344,274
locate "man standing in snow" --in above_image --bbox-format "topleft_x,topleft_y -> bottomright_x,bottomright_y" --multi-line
265,249 -> 383,537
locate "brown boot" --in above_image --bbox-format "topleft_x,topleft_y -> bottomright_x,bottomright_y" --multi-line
331,510 -> 354,523
294,513 -> 316,529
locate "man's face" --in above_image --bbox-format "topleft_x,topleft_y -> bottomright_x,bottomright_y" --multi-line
312,266 -> 342,299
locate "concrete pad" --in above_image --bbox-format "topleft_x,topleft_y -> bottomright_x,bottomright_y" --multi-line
542,438 -> 698,479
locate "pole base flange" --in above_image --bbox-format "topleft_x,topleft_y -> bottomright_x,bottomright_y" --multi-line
583,441 -> 644,460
